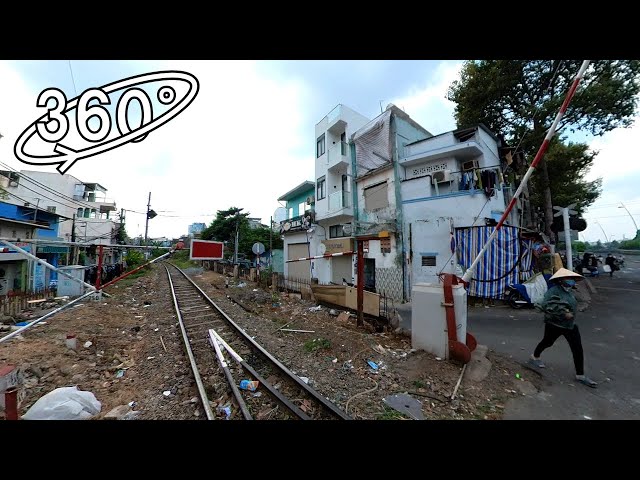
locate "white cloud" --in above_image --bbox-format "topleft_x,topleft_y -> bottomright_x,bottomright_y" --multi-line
389,61 -> 463,135
0,60 -> 313,239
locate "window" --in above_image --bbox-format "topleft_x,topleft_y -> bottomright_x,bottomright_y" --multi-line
317,176 -> 326,200
288,208 -> 294,220
381,237 -> 391,253
47,206 -> 56,213
364,181 -> 389,211
316,134 -> 326,158
298,202 -> 306,216
422,255 -> 436,267
330,223 -> 350,238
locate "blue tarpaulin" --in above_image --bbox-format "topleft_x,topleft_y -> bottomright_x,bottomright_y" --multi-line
455,226 -> 534,299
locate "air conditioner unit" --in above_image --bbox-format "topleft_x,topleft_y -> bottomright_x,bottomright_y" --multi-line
306,195 -> 315,205
461,159 -> 479,172
432,170 -> 452,184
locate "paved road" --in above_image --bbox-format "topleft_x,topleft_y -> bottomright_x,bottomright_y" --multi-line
467,255 -> 640,420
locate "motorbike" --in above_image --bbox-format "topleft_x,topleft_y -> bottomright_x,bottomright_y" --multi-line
505,273 -> 553,309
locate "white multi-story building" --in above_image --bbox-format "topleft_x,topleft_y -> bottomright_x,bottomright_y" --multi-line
311,104 -> 370,285
0,170 -> 118,246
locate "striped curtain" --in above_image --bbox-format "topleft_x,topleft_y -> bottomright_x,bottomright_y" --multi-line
455,226 -> 521,299
519,238 -> 535,282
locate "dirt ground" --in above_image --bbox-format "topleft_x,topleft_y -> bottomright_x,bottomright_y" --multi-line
0,263 -> 544,420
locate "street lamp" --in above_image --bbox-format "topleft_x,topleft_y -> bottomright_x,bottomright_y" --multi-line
618,202 -> 639,234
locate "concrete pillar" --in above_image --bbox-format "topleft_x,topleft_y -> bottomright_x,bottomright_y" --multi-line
249,268 -> 256,282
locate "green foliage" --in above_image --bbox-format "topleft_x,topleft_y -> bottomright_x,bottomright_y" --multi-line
125,250 -> 145,269
377,406 -> 408,420
303,338 -> 331,353
170,249 -> 199,269
201,206 -> 283,259
447,60 -> 640,232
571,241 -> 588,252
538,140 -> 602,214
620,232 -> 640,250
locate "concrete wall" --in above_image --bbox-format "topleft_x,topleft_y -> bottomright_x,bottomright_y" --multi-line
399,126 -> 510,299
285,187 -> 315,218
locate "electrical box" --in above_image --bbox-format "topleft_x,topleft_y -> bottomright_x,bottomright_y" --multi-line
57,265 -> 86,297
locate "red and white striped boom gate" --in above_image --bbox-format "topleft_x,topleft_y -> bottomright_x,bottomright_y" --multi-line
285,251 -> 353,263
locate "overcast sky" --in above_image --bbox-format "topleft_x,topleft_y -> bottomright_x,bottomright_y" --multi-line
0,60 -> 638,243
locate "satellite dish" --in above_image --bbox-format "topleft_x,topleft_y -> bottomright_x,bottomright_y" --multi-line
319,243 -> 327,255
274,207 -> 287,223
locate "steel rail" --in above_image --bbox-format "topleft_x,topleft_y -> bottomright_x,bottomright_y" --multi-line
165,261 -> 351,420
210,332 -> 253,420
208,329 -> 311,420
164,264 -> 215,420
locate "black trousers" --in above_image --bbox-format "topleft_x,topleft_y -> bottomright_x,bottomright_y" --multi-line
534,323 -> 584,375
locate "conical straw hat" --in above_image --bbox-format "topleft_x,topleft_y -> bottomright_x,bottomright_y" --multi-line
549,267 -> 584,282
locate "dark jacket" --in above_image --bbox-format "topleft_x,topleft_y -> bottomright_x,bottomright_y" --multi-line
538,284 -> 577,329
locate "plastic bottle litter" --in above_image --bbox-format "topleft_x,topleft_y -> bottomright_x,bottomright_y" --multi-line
239,380 -> 259,392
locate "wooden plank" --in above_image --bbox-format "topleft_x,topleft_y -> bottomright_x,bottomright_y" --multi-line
27,299 -> 47,304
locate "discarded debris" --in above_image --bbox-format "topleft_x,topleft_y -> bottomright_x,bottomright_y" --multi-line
373,344 -> 387,355
299,376 -> 310,384
147,356 -> 155,360
280,328 -> 315,333
22,386 -> 101,420
239,380 -> 259,392
115,369 -> 125,378
367,360 -> 379,370
84,341 -> 93,348
336,311 -> 350,322
163,390 -> 171,397
217,405 -> 231,420
329,309 -> 338,316
308,305 -> 322,312
383,393 -> 424,420
435,357 -> 442,361
160,336 -> 168,352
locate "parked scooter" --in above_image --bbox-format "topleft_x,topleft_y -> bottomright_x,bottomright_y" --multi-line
505,273 -> 553,309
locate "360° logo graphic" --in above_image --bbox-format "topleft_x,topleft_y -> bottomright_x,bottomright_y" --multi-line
14,71 -> 199,174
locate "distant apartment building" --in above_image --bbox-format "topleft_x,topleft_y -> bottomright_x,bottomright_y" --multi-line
0,170 -> 118,246
188,222 -> 206,238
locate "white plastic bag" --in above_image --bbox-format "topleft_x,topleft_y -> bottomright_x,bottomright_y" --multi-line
524,272 -> 549,306
22,386 -> 101,420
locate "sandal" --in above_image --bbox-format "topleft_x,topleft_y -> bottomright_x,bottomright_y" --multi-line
576,376 -> 598,388
528,358 -> 545,368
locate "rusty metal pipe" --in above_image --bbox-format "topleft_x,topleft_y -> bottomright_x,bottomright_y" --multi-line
4,387 -> 18,420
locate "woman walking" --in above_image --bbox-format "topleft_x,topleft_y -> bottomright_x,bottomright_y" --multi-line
528,268 -> 597,388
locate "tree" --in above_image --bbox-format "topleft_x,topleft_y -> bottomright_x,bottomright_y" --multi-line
239,225 -> 283,259
538,140 -> 602,215
447,60 -> 640,240
201,207 -> 250,259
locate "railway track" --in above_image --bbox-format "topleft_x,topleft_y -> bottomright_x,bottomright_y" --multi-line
164,262 -> 350,420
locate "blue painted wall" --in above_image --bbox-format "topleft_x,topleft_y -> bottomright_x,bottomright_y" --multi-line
284,187 -> 315,218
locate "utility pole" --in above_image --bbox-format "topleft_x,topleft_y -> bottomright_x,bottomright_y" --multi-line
553,203 -> 577,272
144,192 -> 151,245
269,215 -> 273,269
33,198 -> 40,225
71,213 -> 77,265
234,213 -> 240,264
618,202 -> 639,234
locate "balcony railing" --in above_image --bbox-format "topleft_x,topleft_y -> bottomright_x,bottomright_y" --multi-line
328,190 -> 351,212
327,141 -> 349,171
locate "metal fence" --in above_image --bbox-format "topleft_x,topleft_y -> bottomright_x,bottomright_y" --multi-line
1,290 -> 56,317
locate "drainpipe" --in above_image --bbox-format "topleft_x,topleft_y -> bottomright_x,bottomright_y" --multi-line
391,117 -> 406,301
350,141 -> 359,284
